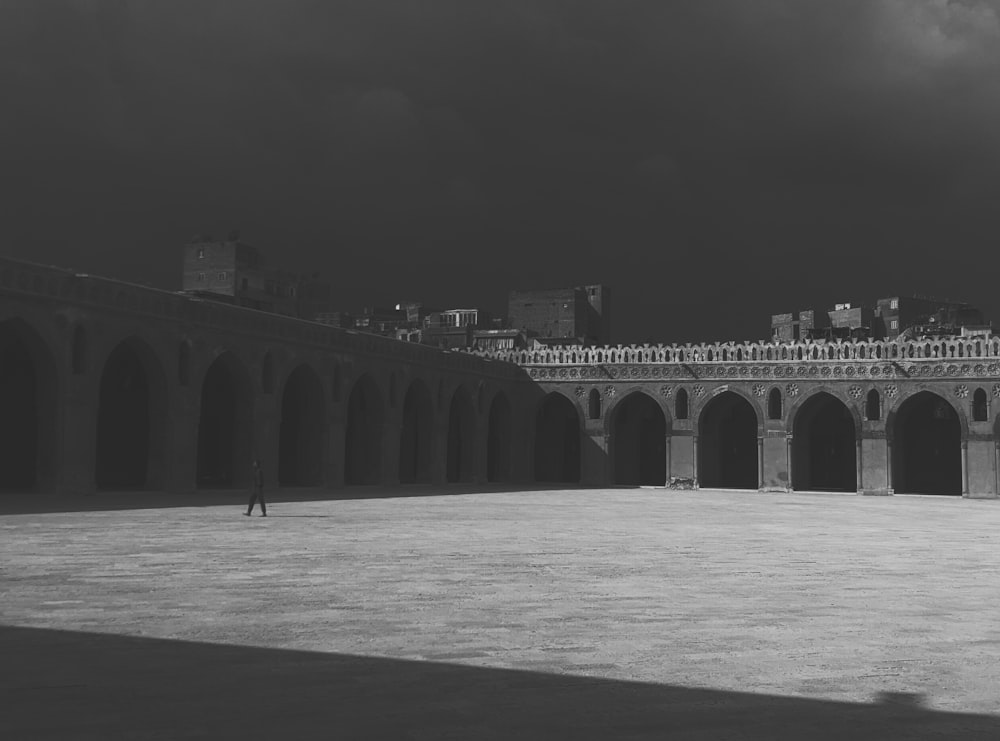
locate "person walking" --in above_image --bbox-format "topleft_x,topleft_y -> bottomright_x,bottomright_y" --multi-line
245,459 -> 266,517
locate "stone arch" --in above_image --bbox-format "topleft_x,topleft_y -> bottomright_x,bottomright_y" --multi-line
446,385 -> 477,483
534,392 -> 581,483
277,363 -> 325,486
973,387 -> 988,422
675,388 -> 689,420
888,390 -> 964,495
588,388 -> 602,420
697,390 -> 759,489
608,390 -> 667,486
865,389 -> 881,421
399,378 -> 434,484
487,391 -> 512,482
788,391 -> 857,493
95,336 -> 169,490
767,387 -> 782,420
344,373 -> 385,485
0,318 -> 58,491
196,351 -> 255,488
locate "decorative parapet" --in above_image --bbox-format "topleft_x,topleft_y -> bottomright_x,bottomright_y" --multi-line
0,256 -> 520,379
469,337 -> 1000,382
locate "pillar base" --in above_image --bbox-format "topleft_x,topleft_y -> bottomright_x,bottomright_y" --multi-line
860,488 -> 893,496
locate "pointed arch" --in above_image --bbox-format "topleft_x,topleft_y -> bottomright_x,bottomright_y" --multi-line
0,318 -> 58,491
973,388 -> 988,422
889,391 -> 963,495
588,388 -> 602,420
278,363 -> 325,486
196,351 -> 255,488
789,391 -> 857,492
345,373 -> 385,484
697,391 -> 759,489
446,385 -> 476,483
534,393 -> 581,483
399,379 -> 434,484
767,387 -> 782,420
609,391 -> 667,485
865,389 -> 881,421
487,391 -> 512,482
96,337 -> 169,490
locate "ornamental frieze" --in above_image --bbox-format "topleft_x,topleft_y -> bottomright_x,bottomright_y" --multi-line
525,362 -> 1000,382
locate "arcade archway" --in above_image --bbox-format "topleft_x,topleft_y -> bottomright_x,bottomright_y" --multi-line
534,393 -> 581,483
791,393 -> 857,492
399,380 -> 434,484
698,392 -> 758,489
95,339 -> 167,490
345,374 -> 384,485
196,353 -> 254,488
487,392 -> 512,482
278,364 -> 325,486
611,392 -> 667,485
891,391 -> 962,495
446,386 -> 476,483
0,319 -> 56,491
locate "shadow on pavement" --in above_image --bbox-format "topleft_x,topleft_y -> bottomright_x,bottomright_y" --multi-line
2,624 -> 996,740
0,483 -> 584,515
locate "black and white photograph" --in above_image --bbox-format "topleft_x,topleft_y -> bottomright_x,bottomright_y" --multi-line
3,1 -> 1000,737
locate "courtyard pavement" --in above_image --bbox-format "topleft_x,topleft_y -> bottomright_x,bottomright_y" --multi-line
3,486 -> 1000,739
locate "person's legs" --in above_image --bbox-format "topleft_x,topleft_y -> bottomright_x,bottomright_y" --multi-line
259,489 -> 267,516
246,491 -> 257,515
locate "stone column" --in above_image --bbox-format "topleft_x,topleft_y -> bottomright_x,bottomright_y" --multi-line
855,437 -> 863,493
382,420 -> 402,486
785,434 -> 793,491
961,440 -> 970,496
757,436 -> 764,490
57,373 -> 98,495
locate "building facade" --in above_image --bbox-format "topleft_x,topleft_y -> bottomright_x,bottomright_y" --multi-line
5,255 -> 1000,499
508,284 -> 611,345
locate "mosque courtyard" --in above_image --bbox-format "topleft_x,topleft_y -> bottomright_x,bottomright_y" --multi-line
3,486 -> 1000,739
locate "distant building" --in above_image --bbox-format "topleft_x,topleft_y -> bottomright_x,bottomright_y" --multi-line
508,284 -> 611,345
772,296 -> 989,342
181,235 -> 333,320
471,328 -> 527,351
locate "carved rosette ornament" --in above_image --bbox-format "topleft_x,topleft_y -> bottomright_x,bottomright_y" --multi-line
848,385 -> 863,399
574,385 -> 585,397
752,383 -> 766,396
785,383 -> 800,397
659,385 -> 673,398
885,384 -> 898,398
955,384 -> 970,399
693,384 -> 706,397
605,385 -> 617,397
993,384 -> 1000,398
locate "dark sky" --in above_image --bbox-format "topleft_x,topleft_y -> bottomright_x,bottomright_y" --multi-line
3,1 -> 999,344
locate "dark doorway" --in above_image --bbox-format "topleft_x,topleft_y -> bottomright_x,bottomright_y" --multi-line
446,387 -> 476,483
698,392 -> 758,489
534,393 -> 581,483
196,353 -> 254,488
278,364 -> 325,486
399,380 -> 434,484
612,393 -> 667,485
791,393 -> 857,492
96,340 -> 164,490
0,320 -> 55,491
891,391 -> 962,495
345,374 -> 384,485
487,392 -> 512,482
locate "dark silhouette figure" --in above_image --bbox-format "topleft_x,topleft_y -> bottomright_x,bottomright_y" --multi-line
245,459 -> 266,517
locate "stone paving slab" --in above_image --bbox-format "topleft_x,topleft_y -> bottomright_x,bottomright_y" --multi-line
3,487 -> 1000,738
